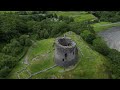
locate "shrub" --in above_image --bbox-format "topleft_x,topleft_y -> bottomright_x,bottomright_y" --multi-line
92,37 -> 110,56
80,30 -> 96,44
2,39 -> 23,56
19,35 -> 32,46
107,49 -> 120,78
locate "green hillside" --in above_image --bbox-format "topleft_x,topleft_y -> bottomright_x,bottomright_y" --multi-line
92,22 -> 120,32
8,31 -> 110,79
50,11 -> 97,22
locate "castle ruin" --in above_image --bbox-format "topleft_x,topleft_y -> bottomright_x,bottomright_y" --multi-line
54,37 -> 78,68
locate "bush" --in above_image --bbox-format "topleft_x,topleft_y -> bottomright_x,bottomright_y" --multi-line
0,67 -> 11,78
93,11 -> 120,22
0,53 -> 17,78
107,49 -> 120,78
19,35 -> 32,46
17,11 -> 27,15
58,15 -> 74,23
92,37 -> 110,56
44,30 -> 49,39
80,30 -> 96,44
2,39 -> 23,56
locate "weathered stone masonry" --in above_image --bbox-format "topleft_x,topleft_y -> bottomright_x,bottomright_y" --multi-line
54,37 -> 78,68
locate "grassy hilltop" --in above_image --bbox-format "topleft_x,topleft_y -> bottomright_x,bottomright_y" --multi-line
50,11 -> 97,22
8,32 -> 110,79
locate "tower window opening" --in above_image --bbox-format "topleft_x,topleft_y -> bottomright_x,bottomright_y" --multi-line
65,53 -> 67,58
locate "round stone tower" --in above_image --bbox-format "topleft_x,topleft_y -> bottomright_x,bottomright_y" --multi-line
54,37 -> 78,68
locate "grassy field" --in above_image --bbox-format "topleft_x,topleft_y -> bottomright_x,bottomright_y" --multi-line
50,11 -> 97,22
92,22 -> 120,32
0,11 -> 96,23
50,11 -> 120,33
8,32 -> 110,79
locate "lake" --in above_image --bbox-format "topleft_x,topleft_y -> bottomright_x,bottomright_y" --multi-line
98,27 -> 120,51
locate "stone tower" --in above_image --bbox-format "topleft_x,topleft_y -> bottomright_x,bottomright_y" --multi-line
54,37 -> 78,68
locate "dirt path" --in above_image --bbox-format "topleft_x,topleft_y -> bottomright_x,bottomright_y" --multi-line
24,56 -> 29,64
28,65 -> 57,79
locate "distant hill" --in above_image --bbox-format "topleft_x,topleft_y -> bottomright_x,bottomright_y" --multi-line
49,11 -> 97,22
8,32 -> 110,79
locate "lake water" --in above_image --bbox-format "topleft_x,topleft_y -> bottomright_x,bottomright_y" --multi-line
98,27 -> 120,51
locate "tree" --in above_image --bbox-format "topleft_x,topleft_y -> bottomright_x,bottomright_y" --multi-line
69,17 -> 74,22
31,11 -> 40,14
0,53 -> 17,78
80,30 -> 96,44
17,11 -> 27,15
93,37 -> 110,56
59,15 -> 63,21
0,66 -> 11,78
108,49 -> 120,64
2,39 -> 23,56
46,13 -> 53,18
53,13 -> 58,18
26,20 -> 36,33
44,30 -> 49,39
16,19 -> 28,34
93,11 -> 120,22
19,35 -> 32,46
107,49 -> 120,78
50,21 -> 69,37
25,38 -> 32,46
0,14 -> 19,42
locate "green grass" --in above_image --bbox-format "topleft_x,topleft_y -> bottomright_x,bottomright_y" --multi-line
60,32 -> 109,79
8,32 -> 110,79
8,38 -> 55,78
27,38 -> 55,61
92,22 -> 120,32
51,11 -> 96,22
51,11 -> 120,33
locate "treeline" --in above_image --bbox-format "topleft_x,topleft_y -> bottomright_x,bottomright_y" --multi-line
92,11 -> 120,22
16,11 -> 47,15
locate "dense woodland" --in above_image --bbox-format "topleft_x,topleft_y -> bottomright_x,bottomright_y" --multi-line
92,11 -> 120,22
0,11 -> 120,78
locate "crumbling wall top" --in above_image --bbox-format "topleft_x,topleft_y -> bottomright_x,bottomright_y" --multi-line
55,37 -> 76,48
